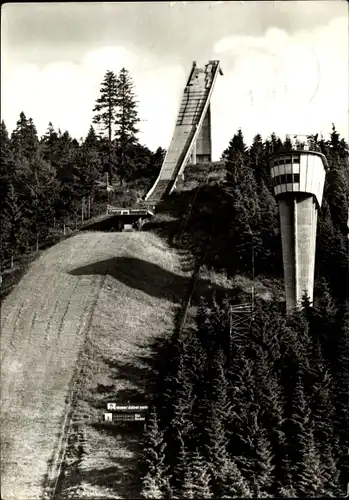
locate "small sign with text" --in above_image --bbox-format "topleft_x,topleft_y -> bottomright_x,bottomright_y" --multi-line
102,402 -> 149,424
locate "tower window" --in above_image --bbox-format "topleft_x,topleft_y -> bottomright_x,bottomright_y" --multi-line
273,173 -> 301,187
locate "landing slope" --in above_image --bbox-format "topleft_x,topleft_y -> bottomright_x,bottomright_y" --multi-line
1,231 -> 186,500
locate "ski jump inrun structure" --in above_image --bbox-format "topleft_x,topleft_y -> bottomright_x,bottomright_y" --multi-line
145,60 -> 223,207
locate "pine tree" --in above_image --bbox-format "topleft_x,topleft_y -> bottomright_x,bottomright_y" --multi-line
166,344 -> 195,489
141,405 -> 167,499
11,112 -> 39,161
285,376 -> 327,495
0,121 -> 15,258
171,352 -> 194,439
225,163 -> 262,273
172,432 -> 188,492
193,469 -> 213,499
207,347 -> 232,423
2,183 -> 28,253
84,125 -> 100,149
252,428 -> 275,496
296,428 -> 326,497
249,133 -> 270,187
179,449 -> 213,499
141,473 -> 164,499
0,120 -> 13,184
320,444 -> 340,496
269,132 -> 283,153
115,67 -> 140,146
181,464 -> 195,499
307,341 -> 337,459
248,341 -> 286,489
203,403 -> 229,486
235,408 -> 274,496
226,353 -> 257,457
218,458 -> 251,498
41,122 -> 61,167
222,128 -> 247,161
114,67 -> 140,184
191,449 -> 213,499
282,135 -> 294,151
277,454 -> 297,497
223,129 -> 248,185
333,302 -> 349,486
93,70 -> 119,142
77,129 -> 101,193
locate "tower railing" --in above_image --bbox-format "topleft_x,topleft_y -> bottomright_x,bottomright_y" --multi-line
269,134 -> 322,154
287,134 -> 322,152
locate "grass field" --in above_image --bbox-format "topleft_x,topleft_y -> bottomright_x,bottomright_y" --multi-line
1,230 -> 190,500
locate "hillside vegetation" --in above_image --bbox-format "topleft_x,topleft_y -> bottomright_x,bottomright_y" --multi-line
1,64 -> 348,499
139,129 -> 349,499
1,230 -> 192,499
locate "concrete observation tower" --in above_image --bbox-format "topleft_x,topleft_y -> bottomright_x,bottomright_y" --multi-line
268,135 -> 328,311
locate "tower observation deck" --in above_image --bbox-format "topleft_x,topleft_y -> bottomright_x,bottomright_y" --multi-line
268,135 -> 328,311
145,60 -> 223,207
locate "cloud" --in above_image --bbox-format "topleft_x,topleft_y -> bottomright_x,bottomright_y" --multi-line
1,15 -> 347,160
210,17 -> 348,156
1,45 -> 186,149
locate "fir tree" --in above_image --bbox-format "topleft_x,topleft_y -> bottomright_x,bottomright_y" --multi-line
236,409 -> 274,496
93,70 -> 119,142
41,122 -> 61,167
218,458 -> 251,498
285,376 -> 327,495
115,67 -> 140,146
277,454 -> 297,497
114,67 -> 141,184
333,302 -> 349,486
172,432 -> 188,492
0,121 -> 15,258
296,428 -> 326,497
222,128 -> 247,163
203,403 -> 229,487
141,405 -> 167,499
11,112 -> 39,161
249,133 -> 270,187
166,345 -> 195,489
141,473 -> 164,499
282,135 -> 294,151
179,449 -> 213,499
252,428 -> 275,496
320,444 -> 341,497
2,183 -> 28,253
84,125 -> 100,149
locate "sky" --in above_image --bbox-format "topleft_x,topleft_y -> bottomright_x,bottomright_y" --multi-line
1,1 -> 348,160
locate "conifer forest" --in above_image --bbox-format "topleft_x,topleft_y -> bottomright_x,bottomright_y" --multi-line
1,67 -> 349,498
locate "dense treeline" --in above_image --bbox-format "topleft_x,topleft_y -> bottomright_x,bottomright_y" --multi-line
0,67 -> 165,268
170,126 -> 348,303
140,127 -> 349,498
1,61 -> 348,497
141,294 -> 349,498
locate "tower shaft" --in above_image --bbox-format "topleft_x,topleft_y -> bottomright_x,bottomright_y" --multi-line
269,143 -> 327,311
279,194 -> 318,309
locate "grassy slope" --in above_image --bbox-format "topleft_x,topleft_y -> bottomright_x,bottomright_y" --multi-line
1,163 -> 283,500
1,230 -> 190,500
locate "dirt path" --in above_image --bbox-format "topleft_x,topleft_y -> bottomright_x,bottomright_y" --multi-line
1,231 -> 188,500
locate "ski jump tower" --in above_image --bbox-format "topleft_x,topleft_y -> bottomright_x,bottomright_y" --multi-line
268,136 -> 328,310
145,60 -> 223,206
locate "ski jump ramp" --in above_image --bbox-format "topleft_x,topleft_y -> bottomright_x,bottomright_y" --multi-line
145,60 -> 223,206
